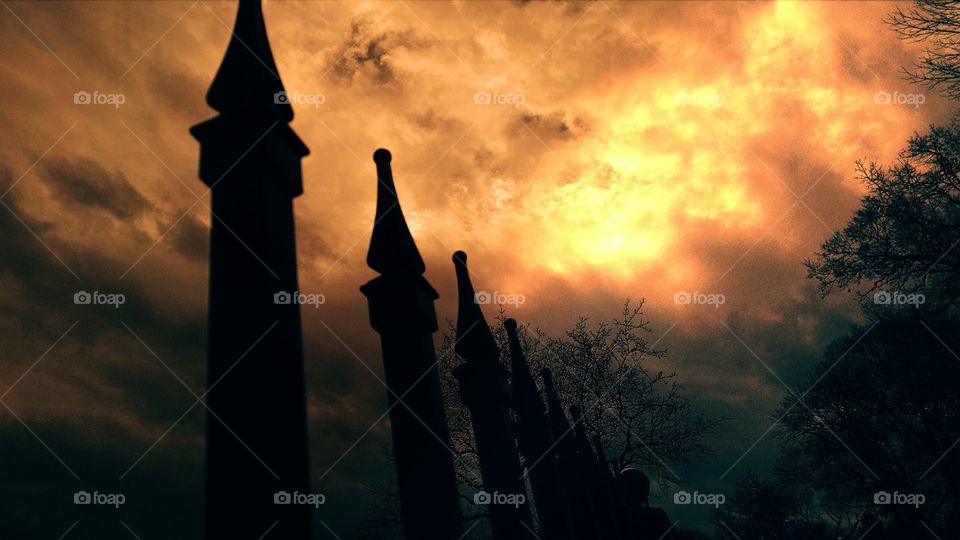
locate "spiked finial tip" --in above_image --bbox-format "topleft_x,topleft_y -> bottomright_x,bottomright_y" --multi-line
506,317 -> 543,413
206,0 -> 293,122
541,367 -> 565,416
366,148 -> 426,275
453,250 -> 498,361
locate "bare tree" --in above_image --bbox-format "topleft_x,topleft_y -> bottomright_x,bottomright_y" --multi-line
888,0 -> 960,98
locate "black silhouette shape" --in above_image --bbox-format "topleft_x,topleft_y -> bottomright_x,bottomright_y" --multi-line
365,148 -> 425,275
570,405 -> 618,538
205,0 -> 292,124
360,149 -> 463,538
505,319 -> 576,539
614,469 -> 674,540
590,432 -> 622,536
542,370 -> 600,538
189,0 -> 311,538
451,251 -> 533,539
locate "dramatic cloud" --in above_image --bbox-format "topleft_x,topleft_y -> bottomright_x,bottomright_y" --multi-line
0,1 -> 954,536
41,157 -> 150,219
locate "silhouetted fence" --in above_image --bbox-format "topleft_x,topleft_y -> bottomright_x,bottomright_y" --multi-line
193,2 -> 671,538
363,150 -> 673,540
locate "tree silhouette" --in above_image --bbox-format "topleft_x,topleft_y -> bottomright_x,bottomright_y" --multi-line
714,471 -> 831,540
889,0 -> 960,99
775,311 -> 960,537
806,122 -> 960,310
762,114 -> 960,539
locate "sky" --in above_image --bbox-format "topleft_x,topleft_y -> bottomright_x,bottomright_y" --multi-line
0,0 -> 954,537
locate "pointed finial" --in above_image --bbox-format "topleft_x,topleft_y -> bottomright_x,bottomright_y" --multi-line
541,368 -> 564,412
569,405 -> 588,438
453,251 -> 499,362
591,434 -> 606,459
591,433 -> 613,477
366,149 -> 426,275
505,318 -> 525,376
206,0 -> 293,122
542,367 -> 574,440
506,318 -> 543,412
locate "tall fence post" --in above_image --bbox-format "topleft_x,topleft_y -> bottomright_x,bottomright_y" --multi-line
360,149 -> 463,538
452,252 -> 534,538
191,1 -> 311,537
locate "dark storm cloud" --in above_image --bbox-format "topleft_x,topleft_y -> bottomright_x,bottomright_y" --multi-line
517,110 -> 591,142
2,0 -> 957,537
332,20 -> 396,85
0,418 -> 203,539
169,212 -> 208,264
0,180 -> 60,293
0,166 -> 207,539
0,161 -> 205,396
40,157 -> 149,220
